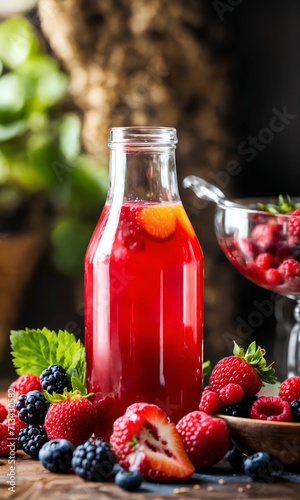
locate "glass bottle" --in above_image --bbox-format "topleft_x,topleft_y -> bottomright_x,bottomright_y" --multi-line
84,127 -> 203,440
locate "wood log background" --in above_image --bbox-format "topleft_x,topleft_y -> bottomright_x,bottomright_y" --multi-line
37,0 -> 237,366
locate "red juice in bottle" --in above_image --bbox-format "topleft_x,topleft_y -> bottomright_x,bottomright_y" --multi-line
84,128 -> 203,440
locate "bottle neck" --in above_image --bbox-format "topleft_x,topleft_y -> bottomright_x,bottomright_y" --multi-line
107,146 -> 180,204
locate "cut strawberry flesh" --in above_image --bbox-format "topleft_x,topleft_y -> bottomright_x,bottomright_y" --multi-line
110,404 -> 194,481
129,419 -> 194,481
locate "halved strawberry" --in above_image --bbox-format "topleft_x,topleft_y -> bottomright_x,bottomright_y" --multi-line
137,205 -> 177,240
110,403 -> 194,482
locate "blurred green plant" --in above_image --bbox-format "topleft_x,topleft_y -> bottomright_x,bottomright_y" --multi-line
0,16 -> 108,279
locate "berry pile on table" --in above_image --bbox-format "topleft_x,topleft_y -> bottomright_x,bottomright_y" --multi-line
2,329 -> 300,491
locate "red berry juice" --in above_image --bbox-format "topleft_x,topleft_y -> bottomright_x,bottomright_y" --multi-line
85,201 -> 203,439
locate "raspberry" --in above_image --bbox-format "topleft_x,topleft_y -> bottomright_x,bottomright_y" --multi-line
10,374 -> 42,396
0,439 -> 10,456
265,268 -> 283,287
0,422 -> 7,441
221,396 -> 257,418
288,208 -> 300,237
219,383 -> 244,406
199,390 -> 221,415
40,365 -> 71,395
176,411 -> 230,469
2,411 -> 28,442
252,222 -> 279,250
255,253 -> 274,271
39,439 -> 74,473
237,238 -> 259,260
290,399 -> 300,422
278,259 -> 300,278
278,376 -> 300,404
16,390 -> 50,425
122,220 -> 145,252
0,403 -> 8,422
72,438 -> 116,481
18,425 -> 48,458
249,396 -> 292,422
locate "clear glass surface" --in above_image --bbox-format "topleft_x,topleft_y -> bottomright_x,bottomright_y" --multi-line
214,198 -> 300,377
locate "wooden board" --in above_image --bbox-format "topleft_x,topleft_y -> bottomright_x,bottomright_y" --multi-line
1,451 -> 300,499
1,394 -> 300,498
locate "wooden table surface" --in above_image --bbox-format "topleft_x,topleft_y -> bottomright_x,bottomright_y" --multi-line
1,451 -> 300,500
1,395 -> 300,499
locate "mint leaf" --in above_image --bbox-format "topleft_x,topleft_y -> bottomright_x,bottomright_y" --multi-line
202,360 -> 211,377
71,376 -> 87,395
10,327 -> 86,389
257,195 -> 300,214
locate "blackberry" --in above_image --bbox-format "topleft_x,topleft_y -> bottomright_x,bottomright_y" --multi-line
39,439 -> 74,473
40,364 -> 71,394
243,452 -> 273,480
115,469 -> 144,491
72,437 -> 116,481
18,425 -> 48,458
290,398 -> 300,422
221,396 -> 257,418
16,390 -> 50,425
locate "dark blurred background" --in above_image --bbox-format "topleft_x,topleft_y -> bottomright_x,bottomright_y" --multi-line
0,0 -> 299,386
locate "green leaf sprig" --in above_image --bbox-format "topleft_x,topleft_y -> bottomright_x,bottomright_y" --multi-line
257,194 -> 300,214
10,327 -> 86,393
233,340 -> 277,386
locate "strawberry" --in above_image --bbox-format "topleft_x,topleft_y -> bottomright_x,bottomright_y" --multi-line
9,374 -> 42,396
137,205 -> 177,240
279,376 -> 300,404
176,411 -> 230,469
209,341 -> 277,397
43,390 -> 97,448
288,208 -> 300,237
110,403 -> 194,482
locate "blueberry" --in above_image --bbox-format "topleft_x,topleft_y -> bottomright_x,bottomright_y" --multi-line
39,439 -> 74,473
115,469 -> 144,491
227,445 -> 245,472
243,452 -> 272,480
290,399 -> 300,422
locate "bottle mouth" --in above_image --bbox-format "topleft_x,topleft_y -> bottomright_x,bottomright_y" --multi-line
108,127 -> 178,148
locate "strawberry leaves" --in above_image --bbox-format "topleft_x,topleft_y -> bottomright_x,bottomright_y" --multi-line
10,328 -> 86,392
233,341 -> 277,386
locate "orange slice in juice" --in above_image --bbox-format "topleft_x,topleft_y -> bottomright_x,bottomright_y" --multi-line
174,204 -> 196,239
137,205 -> 177,239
